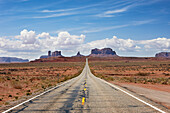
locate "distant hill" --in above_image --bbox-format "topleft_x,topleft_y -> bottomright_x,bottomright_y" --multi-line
0,57 -> 29,63
89,48 -> 118,57
155,52 -> 170,58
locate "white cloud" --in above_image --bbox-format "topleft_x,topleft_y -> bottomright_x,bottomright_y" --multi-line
83,20 -> 154,33
79,36 -> 140,53
20,29 -> 36,44
56,31 -> 85,46
96,0 -> 161,18
132,19 -> 155,25
38,32 -> 50,38
105,8 -> 127,14
0,29 -> 169,60
33,12 -> 77,19
96,5 -> 131,18
83,25 -> 129,33
138,37 -> 170,51
0,29 -> 85,59
41,2 -> 104,13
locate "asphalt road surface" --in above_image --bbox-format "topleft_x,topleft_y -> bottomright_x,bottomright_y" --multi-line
5,59 -> 167,113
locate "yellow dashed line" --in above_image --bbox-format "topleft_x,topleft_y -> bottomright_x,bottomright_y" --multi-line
82,97 -> 85,105
84,88 -> 86,91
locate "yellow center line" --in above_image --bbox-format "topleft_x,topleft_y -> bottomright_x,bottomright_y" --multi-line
82,97 -> 85,105
84,88 -> 86,91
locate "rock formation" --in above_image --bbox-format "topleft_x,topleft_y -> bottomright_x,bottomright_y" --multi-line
72,51 -> 84,57
89,48 -> 117,57
48,51 -> 51,57
40,55 -> 48,59
40,50 -> 64,59
0,57 -> 29,63
52,51 -> 63,57
155,52 -> 170,58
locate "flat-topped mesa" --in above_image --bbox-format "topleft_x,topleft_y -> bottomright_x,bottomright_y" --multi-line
155,52 -> 170,58
0,57 -> 29,63
40,50 -> 64,59
89,48 -> 117,57
51,51 -> 63,57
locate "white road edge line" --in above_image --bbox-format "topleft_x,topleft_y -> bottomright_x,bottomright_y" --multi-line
94,75 -> 166,113
2,75 -> 80,113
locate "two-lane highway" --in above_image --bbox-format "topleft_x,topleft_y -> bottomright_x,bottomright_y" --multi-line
3,59 -> 167,113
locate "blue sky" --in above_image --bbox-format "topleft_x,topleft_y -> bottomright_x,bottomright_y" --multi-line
0,0 -> 169,60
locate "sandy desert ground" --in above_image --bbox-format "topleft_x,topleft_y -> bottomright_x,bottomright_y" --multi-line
0,58 -> 170,110
89,60 -> 170,109
0,62 -> 84,109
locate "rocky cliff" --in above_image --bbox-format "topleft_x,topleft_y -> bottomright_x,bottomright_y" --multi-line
155,52 -> 170,58
89,48 -> 117,57
0,57 -> 29,63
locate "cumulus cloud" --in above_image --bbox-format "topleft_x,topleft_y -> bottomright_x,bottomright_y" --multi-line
56,31 -> 85,46
38,32 -> 50,38
0,29 -> 169,59
137,37 -> 170,51
20,29 -> 36,44
79,36 -> 140,53
0,29 -> 85,59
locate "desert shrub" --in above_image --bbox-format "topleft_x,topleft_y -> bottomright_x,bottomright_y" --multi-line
106,76 -> 114,81
12,81 -> 22,89
6,76 -> 10,80
5,102 -> 9,105
147,79 -> 152,82
41,85 -> 45,89
0,72 -> 7,74
26,92 -> 32,96
8,69 -> 18,71
8,95 -> 12,97
15,96 -> 18,100
48,84 -> 52,87
136,72 -> 149,76
40,77 -> 46,80
144,81 -> 148,84
0,98 -> 2,101
30,77 -> 36,82
27,90 -> 31,92
163,73 -> 170,76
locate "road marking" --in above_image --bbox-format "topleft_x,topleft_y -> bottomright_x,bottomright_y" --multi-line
2,75 -> 81,113
82,97 -> 85,105
95,76 -> 166,113
84,88 -> 86,91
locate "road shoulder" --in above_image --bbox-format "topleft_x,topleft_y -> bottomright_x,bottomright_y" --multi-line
111,82 -> 170,110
